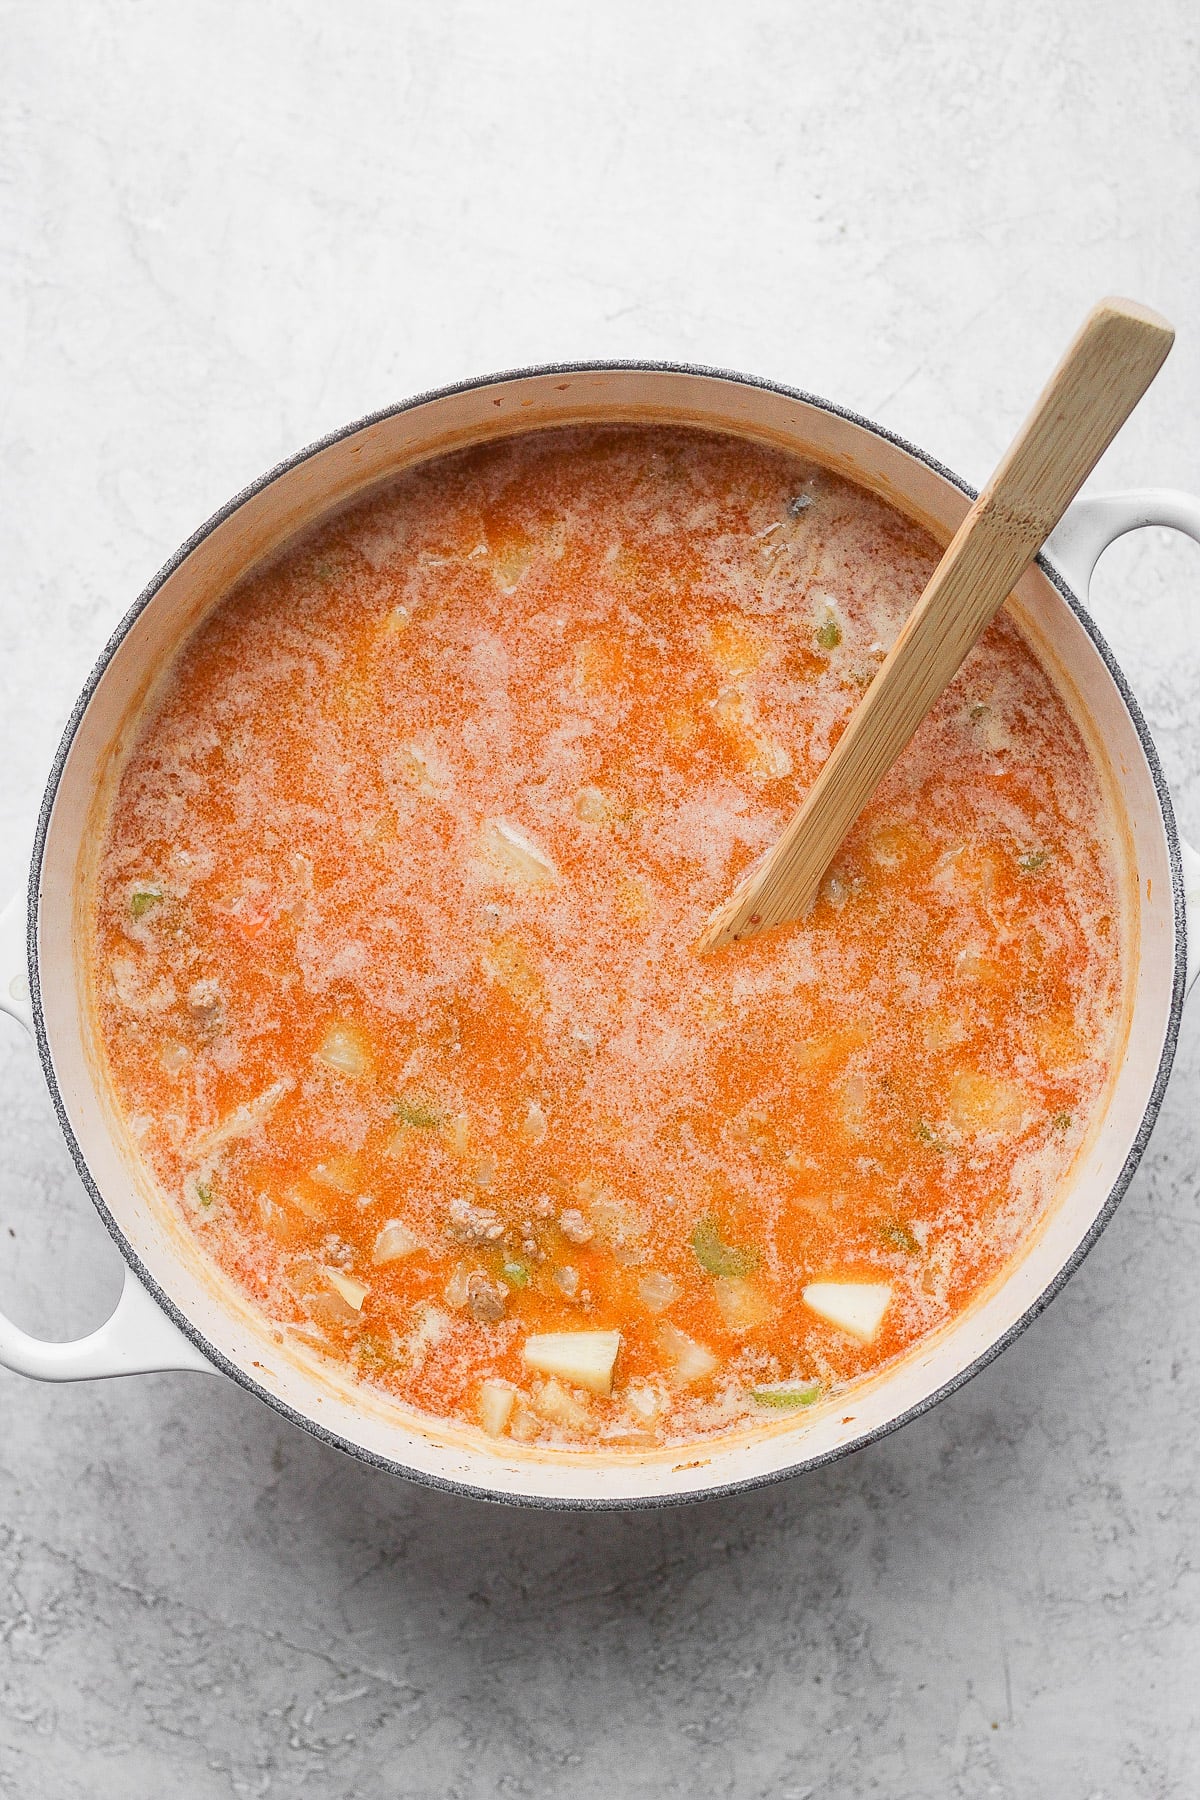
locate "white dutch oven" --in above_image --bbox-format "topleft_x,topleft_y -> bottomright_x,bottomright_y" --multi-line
2,365 -> 1198,1509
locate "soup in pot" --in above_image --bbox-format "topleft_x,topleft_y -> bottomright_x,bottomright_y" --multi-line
89,426 -> 1125,1449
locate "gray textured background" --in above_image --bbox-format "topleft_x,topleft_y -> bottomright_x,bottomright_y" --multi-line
2,3 -> 1199,1794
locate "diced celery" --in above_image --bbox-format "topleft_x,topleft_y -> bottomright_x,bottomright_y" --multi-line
750,1379 -> 821,1409
372,1220 -> 422,1264
879,1221 -> 920,1254
913,1118 -> 946,1152
394,1096 -> 443,1130
130,885 -> 163,919
692,1216 -> 759,1279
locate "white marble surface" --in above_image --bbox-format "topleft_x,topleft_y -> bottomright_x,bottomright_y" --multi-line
2,2 -> 1200,1793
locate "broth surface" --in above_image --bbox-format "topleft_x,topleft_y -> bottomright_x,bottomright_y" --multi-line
90,426 -> 1124,1448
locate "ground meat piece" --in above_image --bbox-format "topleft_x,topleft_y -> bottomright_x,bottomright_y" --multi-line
467,1273 -> 507,1324
558,1207 -> 594,1245
187,979 -> 225,1038
448,1198 -> 504,1245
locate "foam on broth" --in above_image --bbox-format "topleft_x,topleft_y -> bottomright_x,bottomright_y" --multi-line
89,426 -> 1125,1449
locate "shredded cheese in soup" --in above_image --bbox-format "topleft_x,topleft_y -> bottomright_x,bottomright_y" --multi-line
90,426 -> 1125,1449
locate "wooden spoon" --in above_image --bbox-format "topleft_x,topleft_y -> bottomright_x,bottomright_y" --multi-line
697,297 -> 1174,954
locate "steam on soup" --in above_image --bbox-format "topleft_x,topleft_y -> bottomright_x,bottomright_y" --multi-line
90,426 -> 1125,1449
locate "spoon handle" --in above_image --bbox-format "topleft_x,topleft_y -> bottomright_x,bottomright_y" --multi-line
698,296 -> 1174,953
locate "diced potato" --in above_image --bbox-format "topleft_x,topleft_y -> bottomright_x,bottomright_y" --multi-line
317,1022 -> 372,1079
741,730 -> 793,780
616,876 -> 654,924
258,1193 -> 310,1247
289,1184 -> 332,1223
1034,1006 -> 1088,1069
663,706 -> 699,747
483,934 -> 546,1010
839,1072 -> 868,1138
586,1191 -> 648,1265
372,1220 -> 422,1264
477,819 -> 559,886
519,1099 -> 548,1144
637,1271 -> 681,1314
531,1377 -> 592,1430
478,1379 -> 517,1438
946,1068 -> 1027,1136
922,1009 -> 969,1052
491,539 -> 533,593
625,1381 -> 668,1424
302,1291 -> 360,1333
750,1379 -> 822,1410
802,1280 -> 892,1343
713,1275 -> 773,1332
869,824 -> 927,869
158,1038 -> 190,1075
657,1322 -> 718,1387
325,1268 -> 369,1312
793,1022 -> 869,1073
575,638 -> 624,694
395,743 -> 448,795
507,1402 -> 540,1444
575,785 -> 612,825
522,1329 -> 621,1396
705,616 -> 767,676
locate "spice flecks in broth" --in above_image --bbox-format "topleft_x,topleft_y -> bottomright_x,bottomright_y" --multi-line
91,426 -> 1124,1448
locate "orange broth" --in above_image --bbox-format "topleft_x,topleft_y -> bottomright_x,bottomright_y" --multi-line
89,426 -> 1124,1449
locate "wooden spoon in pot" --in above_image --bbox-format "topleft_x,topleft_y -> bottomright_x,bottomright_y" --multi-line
697,297 -> 1174,954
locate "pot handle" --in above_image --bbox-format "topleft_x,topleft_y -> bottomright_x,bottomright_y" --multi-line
1046,490 -> 1200,995
0,892 -> 213,1380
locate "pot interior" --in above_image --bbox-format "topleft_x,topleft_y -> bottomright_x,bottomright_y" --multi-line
32,367 -> 1182,1505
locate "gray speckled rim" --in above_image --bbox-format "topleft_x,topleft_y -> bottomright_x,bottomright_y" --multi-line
26,362 -> 1188,1511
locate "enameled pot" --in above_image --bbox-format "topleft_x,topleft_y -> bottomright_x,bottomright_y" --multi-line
3,364 -> 1199,1509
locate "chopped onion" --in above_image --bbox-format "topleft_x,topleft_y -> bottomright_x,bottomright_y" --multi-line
325,1268 -> 369,1312
372,1220 -> 421,1264
317,1022 -> 372,1078
189,1077 -> 291,1159
476,818 -> 558,887
531,1377 -> 591,1430
656,1323 -> 718,1387
637,1271 -> 680,1314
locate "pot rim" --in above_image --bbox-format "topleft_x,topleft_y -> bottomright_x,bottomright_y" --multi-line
27,359 -> 1189,1509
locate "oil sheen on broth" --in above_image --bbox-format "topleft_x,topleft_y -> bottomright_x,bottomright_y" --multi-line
91,427 -> 1124,1450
